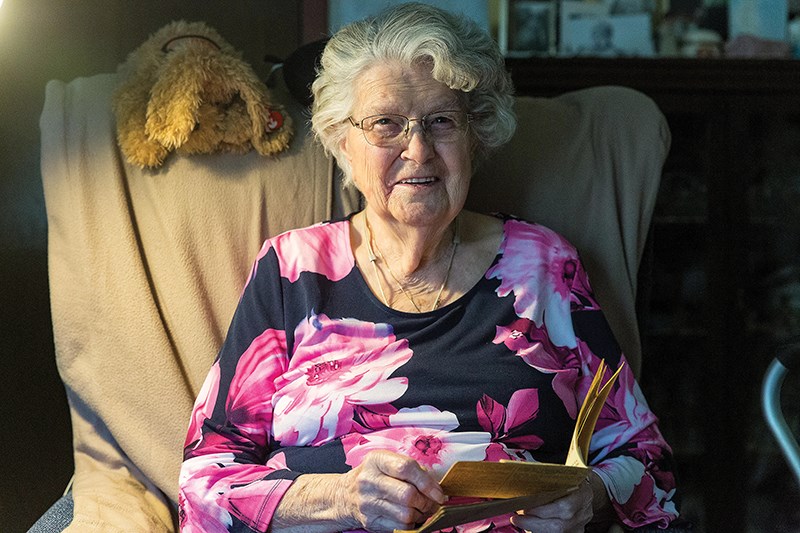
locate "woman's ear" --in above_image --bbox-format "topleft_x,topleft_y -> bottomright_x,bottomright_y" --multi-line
338,133 -> 353,165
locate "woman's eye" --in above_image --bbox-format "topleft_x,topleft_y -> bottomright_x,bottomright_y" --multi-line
429,114 -> 457,130
369,116 -> 400,129
369,117 -> 404,137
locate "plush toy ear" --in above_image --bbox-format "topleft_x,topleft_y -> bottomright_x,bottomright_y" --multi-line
231,59 -> 294,157
144,47 -> 218,150
113,66 -> 171,168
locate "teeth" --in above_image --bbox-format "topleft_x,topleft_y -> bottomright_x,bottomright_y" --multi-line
400,177 -> 436,184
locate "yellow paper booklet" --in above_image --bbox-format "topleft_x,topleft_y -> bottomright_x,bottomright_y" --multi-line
396,360 -> 624,533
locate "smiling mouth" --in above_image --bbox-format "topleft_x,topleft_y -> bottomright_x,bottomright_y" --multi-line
397,177 -> 438,185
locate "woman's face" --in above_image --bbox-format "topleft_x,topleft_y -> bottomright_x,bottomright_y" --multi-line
339,61 -> 473,231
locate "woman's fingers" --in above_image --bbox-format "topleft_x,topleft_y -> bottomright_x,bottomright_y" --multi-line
510,477 -> 594,533
346,450 -> 446,531
356,490 -> 433,531
372,450 -> 447,506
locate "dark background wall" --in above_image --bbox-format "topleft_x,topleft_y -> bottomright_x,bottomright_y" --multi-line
0,1 -> 305,530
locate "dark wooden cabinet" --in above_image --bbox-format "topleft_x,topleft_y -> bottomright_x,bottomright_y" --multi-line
507,57 -> 800,532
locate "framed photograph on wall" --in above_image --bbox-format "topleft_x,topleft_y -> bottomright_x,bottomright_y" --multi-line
561,13 -> 655,57
558,0 -> 609,55
505,0 -> 557,56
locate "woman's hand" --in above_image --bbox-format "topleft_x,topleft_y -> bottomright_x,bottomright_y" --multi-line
271,450 -> 445,533
510,473 -> 605,533
342,450 -> 447,532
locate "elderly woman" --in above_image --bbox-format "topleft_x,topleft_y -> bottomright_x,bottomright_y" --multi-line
178,3 -> 680,532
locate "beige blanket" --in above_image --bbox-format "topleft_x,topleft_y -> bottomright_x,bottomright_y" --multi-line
41,71 -> 359,531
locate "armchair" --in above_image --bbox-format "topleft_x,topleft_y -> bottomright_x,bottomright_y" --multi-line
34,37 -> 669,532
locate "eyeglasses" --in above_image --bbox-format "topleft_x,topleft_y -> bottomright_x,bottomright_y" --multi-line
348,110 -> 472,147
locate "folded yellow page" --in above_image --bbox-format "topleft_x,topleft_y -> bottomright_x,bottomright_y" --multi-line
396,360 -> 624,533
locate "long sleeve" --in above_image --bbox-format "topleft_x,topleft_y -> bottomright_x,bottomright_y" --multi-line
489,217 -> 679,529
566,241 -> 679,529
589,364 -> 679,529
179,241 -> 299,533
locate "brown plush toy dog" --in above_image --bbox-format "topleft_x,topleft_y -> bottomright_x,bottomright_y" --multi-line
113,20 -> 293,169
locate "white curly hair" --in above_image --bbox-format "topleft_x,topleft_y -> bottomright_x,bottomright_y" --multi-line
311,2 -> 517,186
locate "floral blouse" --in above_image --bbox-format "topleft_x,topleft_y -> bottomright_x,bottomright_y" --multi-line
178,214 -> 680,532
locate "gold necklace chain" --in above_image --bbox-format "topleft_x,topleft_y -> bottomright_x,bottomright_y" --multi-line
364,214 -> 460,312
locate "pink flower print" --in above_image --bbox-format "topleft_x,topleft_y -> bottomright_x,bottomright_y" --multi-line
492,318 -> 583,418
483,441 -> 522,462
494,318 -> 577,370
638,448 -> 676,494
568,258 -> 601,311
593,456 -> 677,528
477,389 -> 544,451
487,220 -> 580,348
593,455 -> 645,504
352,403 -> 400,433
477,394 -> 506,437
590,364 -> 663,460
226,328 -> 289,450
181,452 -> 298,532
265,451 -> 289,471
272,313 -> 413,446
275,223 -> 354,282
244,223 -> 354,289
625,446 -> 677,509
224,476 -> 295,532
617,465 -> 676,528
179,453 -> 237,531
342,411 -> 491,477
411,434 -> 443,458
184,360 -> 222,451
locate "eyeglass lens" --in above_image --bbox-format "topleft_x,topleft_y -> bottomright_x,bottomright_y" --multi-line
356,111 -> 468,146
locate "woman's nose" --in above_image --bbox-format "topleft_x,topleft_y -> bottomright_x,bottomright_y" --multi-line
401,124 -> 434,162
